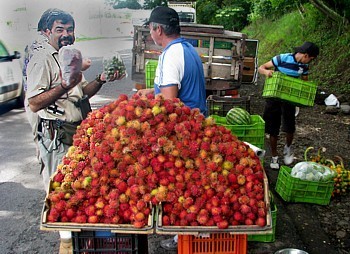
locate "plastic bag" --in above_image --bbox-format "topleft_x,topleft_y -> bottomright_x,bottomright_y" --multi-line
58,45 -> 82,87
103,53 -> 127,80
324,94 -> 340,107
291,162 -> 336,182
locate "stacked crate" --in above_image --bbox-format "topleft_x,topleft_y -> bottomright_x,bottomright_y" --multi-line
207,95 -> 265,150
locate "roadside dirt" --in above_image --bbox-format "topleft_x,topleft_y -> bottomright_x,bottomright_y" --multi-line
241,81 -> 350,254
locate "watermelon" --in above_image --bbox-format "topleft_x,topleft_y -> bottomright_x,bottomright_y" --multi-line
226,107 -> 251,125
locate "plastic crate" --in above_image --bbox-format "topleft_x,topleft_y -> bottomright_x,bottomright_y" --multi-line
199,40 -> 233,49
72,231 -> 142,254
145,59 -> 158,89
262,72 -> 317,107
275,166 -> 334,205
248,195 -> 277,242
211,114 -> 265,149
178,234 -> 247,254
207,95 -> 251,116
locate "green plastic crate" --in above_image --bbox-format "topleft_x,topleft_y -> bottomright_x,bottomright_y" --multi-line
211,114 -> 265,149
275,166 -> 334,205
199,40 -> 233,49
206,95 -> 251,116
248,195 -> 277,242
145,59 -> 158,89
262,72 -> 317,107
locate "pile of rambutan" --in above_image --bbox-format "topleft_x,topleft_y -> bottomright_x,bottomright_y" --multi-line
46,93 -> 267,229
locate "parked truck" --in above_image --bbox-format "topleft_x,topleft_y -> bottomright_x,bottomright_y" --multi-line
168,1 -> 196,23
131,23 -> 258,95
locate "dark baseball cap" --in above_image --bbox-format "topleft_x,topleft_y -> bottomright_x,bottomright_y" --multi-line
144,6 -> 179,26
294,42 -> 319,57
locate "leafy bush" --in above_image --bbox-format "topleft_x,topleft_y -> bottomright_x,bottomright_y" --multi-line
243,3 -> 350,94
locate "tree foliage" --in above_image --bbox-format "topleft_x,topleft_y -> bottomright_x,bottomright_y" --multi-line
247,0 -> 349,25
309,0 -> 349,25
108,0 -> 350,30
113,0 -> 142,9
143,0 -> 168,9
196,0 -> 252,30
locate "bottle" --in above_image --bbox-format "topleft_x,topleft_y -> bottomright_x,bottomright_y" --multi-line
59,231 -> 72,254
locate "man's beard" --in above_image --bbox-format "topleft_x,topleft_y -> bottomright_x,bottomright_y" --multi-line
58,36 -> 75,49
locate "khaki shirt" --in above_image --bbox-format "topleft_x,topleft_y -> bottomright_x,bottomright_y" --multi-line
26,43 -> 88,122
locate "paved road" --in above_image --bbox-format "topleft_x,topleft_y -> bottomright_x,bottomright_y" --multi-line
0,37 -> 138,254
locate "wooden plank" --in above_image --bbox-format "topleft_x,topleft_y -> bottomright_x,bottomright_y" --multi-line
143,52 -> 161,60
181,31 -> 245,40
205,79 -> 241,91
134,25 -> 245,40
211,64 -> 235,80
131,25 -> 253,88
180,26 -> 224,34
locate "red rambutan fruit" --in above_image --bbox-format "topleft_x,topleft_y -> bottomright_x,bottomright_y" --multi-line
255,217 -> 266,227
240,204 -> 251,214
217,220 -> 229,229
233,211 -> 244,222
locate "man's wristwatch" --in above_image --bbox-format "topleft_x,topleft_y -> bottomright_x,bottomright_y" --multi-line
95,74 -> 106,85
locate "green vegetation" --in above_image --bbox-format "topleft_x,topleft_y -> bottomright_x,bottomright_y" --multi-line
106,0 -> 350,93
76,36 -> 105,42
242,3 -> 350,93
113,0 -> 142,9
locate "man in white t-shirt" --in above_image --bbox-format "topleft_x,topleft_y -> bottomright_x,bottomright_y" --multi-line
138,6 -> 207,117
138,6 -> 207,250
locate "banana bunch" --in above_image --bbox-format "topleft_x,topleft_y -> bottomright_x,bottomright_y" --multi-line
304,147 -> 350,196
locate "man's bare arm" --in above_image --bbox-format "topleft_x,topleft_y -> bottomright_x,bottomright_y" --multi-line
28,72 -> 82,112
258,60 -> 274,77
160,85 -> 178,99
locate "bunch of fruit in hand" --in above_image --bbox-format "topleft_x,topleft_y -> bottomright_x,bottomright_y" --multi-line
103,55 -> 126,81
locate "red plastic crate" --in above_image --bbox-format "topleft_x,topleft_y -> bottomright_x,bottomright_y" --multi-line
178,233 -> 247,254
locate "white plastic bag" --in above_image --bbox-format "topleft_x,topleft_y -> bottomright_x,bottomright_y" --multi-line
324,94 -> 340,107
291,161 -> 336,182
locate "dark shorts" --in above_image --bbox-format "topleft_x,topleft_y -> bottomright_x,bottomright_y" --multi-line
263,99 -> 296,136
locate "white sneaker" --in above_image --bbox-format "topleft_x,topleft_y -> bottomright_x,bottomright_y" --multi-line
270,156 -> 280,169
283,145 -> 294,165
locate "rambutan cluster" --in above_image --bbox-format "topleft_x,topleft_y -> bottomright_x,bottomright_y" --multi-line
47,93 -> 267,229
